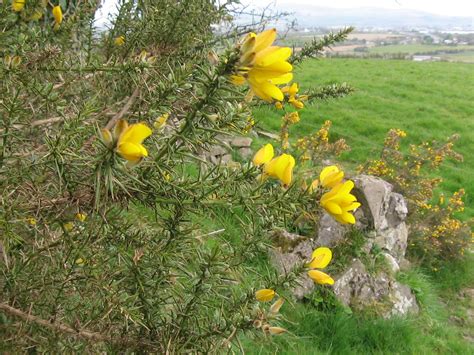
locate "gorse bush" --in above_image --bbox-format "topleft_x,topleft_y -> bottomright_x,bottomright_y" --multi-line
358,129 -> 472,267
1,1 -> 471,352
0,1 -> 360,352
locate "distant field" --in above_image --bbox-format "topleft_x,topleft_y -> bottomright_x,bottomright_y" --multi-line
436,50 -> 474,63
280,32 -> 402,46
252,58 -> 474,218
369,44 -> 474,54
280,33 -> 474,62
347,32 -> 403,41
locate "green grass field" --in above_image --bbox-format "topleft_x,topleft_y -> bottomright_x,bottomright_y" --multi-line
236,59 -> 474,352
252,58 -> 474,219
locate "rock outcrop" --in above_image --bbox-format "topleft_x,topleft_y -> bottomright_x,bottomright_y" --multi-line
200,135 -> 253,164
333,259 -> 418,318
352,175 -> 409,267
269,175 -> 419,317
268,230 -> 316,300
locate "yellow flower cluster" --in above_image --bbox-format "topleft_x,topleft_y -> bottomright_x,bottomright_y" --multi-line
274,83 -> 308,110
320,166 -> 360,224
383,128 -> 407,151
114,36 -> 125,46
411,188 -> 470,264
232,29 -> 293,102
12,0 -> 25,12
253,144 -> 296,186
360,130 -> 465,227
365,159 -> 394,177
430,217 -> 462,239
11,1 -> 63,28
75,213 -> 87,222
307,247 -> 334,285
295,120 -> 349,162
61,212 -> 87,233
253,148 -> 360,224
26,217 -> 37,226
285,111 -> 300,124
318,122 -> 330,143
447,188 -> 465,213
279,111 -> 300,150
101,119 -> 152,167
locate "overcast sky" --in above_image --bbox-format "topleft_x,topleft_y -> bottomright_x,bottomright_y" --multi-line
241,0 -> 474,17
95,0 -> 474,28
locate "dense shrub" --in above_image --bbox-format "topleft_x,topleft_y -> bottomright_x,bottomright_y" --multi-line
0,1 -> 357,352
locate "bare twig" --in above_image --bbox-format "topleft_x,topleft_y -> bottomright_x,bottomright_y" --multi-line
0,302 -> 152,348
0,117 -> 63,133
105,87 -> 140,130
0,302 -> 109,342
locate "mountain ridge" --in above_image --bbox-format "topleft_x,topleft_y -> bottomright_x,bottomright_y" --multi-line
250,5 -> 473,29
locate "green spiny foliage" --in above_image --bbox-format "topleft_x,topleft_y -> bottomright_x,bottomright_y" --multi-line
0,1 -> 357,352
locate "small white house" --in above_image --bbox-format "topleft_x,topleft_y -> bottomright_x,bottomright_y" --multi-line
413,55 -> 432,62
412,55 -> 441,62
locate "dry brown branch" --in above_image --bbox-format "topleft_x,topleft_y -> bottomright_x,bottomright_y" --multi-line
0,302 -> 154,349
0,302 -> 110,342
0,117 -> 64,133
104,87 -> 141,130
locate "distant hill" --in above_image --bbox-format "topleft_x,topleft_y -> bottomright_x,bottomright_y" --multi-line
243,6 -> 473,30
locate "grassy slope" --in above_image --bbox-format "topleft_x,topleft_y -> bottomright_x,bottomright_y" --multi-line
190,59 -> 474,353
252,58 -> 474,219
198,208 -> 474,354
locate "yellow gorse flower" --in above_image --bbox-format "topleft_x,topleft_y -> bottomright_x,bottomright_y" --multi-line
320,165 -> 344,188
29,11 -> 43,21
308,178 -> 319,193
52,5 -> 63,30
307,247 -> 334,285
282,82 -> 298,97
75,213 -> 87,222
286,111 -> 300,124
321,180 -> 361,224
289,97 -> 304,109
26,217 -> 37,226
153,113 -> 169,130
114,36 -> 125,46
253,143 -> 274,166
232,29 -> 293,102
255,288 -> 276,302
264,153 -> 295,186
278,82 -> 305,109
116,123 -> 152,164
101,119 -> 152,166
12,0 -> 25,12
63,222 -> 74,232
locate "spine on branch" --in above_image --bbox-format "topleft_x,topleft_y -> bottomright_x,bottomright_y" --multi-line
290,27 -> 354,65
